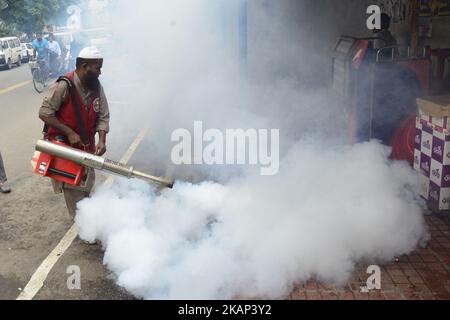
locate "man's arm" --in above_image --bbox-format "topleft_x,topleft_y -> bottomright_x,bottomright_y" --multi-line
95,87 -> 110,156
39,81 -> 82,147
39,114 -> 82,146
96,130 -> 107,156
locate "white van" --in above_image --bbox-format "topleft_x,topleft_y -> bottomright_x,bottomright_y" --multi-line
0,37 -> 23,69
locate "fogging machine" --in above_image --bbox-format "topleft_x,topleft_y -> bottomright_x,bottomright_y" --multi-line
32,139 -> 174,189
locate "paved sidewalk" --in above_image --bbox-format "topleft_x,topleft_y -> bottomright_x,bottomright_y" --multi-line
289,214 -> 450,300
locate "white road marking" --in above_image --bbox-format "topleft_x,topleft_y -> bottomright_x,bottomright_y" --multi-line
16,126 -> 149,300
103,126 -> 149,188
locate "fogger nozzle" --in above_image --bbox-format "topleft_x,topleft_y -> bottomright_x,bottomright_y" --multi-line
35,140 -> 174,189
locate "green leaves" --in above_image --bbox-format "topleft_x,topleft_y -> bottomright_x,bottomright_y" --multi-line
0,0 -> 80,37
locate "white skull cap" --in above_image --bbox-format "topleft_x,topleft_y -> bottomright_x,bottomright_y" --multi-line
78,46 -> 103,59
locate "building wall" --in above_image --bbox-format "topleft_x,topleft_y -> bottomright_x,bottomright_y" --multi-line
246,0 -> 450,86
247,0 -> 381,85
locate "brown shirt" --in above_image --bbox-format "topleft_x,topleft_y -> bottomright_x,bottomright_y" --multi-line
39,72 -> 110,133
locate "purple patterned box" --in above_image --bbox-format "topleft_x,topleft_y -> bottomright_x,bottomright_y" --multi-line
414,149 -> 421,172
432,136 -> 444,163
445,141 -> 450,166
428,181 -> 440,206
442,166 -> 450,188
419,174 -> 430,200
441,188 -> 450,210
415,127 -> 422,151
415,117 -> 450,210
420,153 -> 431,177
428,181 -> 450,211
421,130 -> 433,157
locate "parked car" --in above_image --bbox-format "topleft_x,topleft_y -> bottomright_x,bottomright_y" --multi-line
21,43 -> 33,62
0,36 -> 22,69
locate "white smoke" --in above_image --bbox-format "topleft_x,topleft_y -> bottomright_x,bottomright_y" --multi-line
76,140 -> 427,299
75,0 -> 429,299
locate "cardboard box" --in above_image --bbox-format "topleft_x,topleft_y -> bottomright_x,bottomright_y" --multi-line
415,117 -> 450,211
417,95 -> 450,118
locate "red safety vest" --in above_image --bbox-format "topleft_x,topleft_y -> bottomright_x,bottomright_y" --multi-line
47,71 -> 100,154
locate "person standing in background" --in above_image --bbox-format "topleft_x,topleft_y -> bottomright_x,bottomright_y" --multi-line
373,13 -> 398,58
48,33 -> 62,74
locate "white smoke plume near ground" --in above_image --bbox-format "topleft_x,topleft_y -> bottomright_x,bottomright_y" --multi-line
76,140 -> 427,299
75,0 -> 429,299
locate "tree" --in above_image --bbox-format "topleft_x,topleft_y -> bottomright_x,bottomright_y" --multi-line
0,0 -> 79,37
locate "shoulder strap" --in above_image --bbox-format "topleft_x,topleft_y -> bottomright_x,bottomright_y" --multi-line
43,76 -> 90,147
43,77 -> 71,135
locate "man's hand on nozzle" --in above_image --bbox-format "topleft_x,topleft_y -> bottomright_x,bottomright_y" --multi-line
95,142 -> 107,156
96,131 -> 107,156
